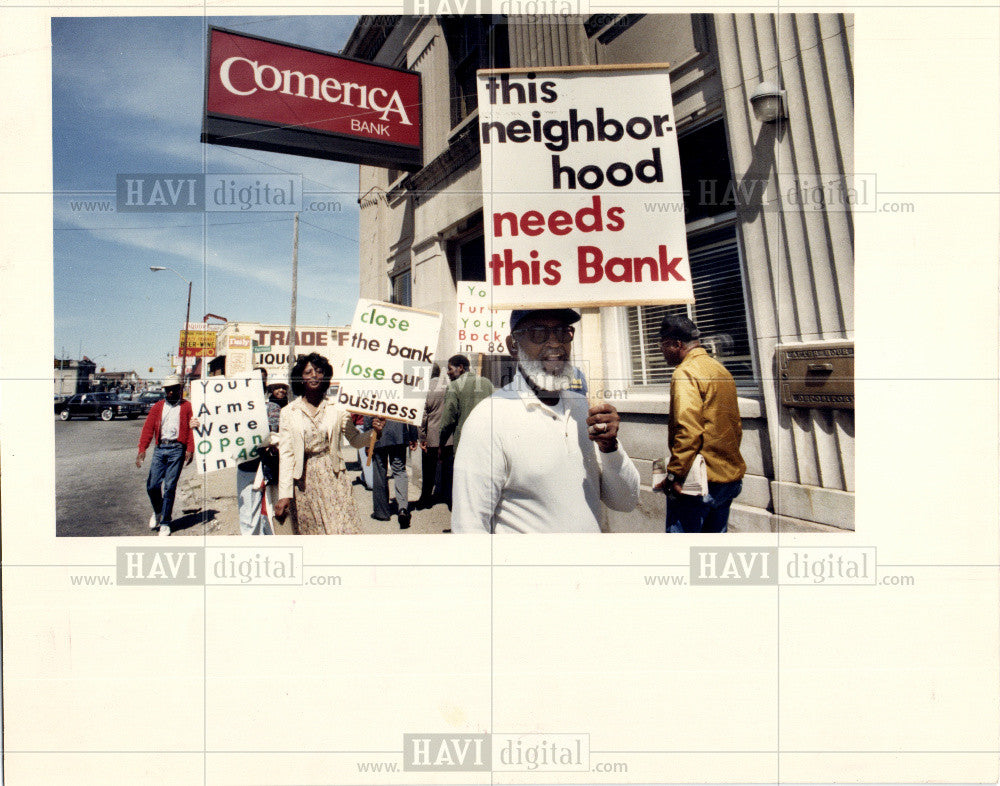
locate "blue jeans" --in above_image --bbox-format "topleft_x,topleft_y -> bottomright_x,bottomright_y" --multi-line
147,442 -> 186,525
666,479 -> 743,533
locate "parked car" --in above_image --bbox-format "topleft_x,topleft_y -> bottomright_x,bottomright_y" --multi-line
56,392 -> 144,421
136,390 -> 165,414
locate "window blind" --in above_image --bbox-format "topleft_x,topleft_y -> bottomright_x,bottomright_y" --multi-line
626,225 -> 755,389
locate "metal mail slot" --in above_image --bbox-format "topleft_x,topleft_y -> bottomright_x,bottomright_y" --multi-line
778,340 -> 854,410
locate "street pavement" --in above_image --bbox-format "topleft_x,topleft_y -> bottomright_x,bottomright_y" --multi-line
178,453 -> 454,536
56,415 -> 452,536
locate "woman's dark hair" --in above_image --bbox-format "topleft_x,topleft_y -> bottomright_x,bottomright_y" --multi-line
290,352 -> 333,397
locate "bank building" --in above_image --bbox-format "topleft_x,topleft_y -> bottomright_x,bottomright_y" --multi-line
342,13 -> 855,533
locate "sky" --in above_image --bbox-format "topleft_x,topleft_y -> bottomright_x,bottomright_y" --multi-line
52,16 -> 362,379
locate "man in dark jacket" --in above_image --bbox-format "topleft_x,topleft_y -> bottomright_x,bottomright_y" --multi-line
363,417 -> 419,528
417,364 -> 454,509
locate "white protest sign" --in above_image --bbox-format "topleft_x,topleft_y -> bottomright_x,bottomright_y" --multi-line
333,299 -> 442,427
477,66 -> 693,308
456,280 -> 512,355
190,372 -> 270,474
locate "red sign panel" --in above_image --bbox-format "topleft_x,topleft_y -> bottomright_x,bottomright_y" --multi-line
203,28 -> 422,170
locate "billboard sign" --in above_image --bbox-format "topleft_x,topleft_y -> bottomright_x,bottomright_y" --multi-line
178,329 -> 218,357
203,27 -> 422,170
220,324 -> 352,380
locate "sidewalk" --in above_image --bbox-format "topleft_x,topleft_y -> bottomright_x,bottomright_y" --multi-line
174,456 -> 453,536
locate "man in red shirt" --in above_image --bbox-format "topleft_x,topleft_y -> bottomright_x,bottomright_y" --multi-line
136,375 -> 194,536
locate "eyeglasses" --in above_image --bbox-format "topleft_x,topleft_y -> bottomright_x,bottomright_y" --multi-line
513,325 -> 575,344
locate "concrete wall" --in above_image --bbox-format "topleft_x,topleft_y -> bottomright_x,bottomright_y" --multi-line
714,14 -> 855,530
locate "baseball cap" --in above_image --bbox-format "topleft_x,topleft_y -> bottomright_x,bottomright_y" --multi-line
510,308 -> 581,332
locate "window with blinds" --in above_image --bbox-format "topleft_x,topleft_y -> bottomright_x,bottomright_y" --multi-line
391,270 -> 411,307
626,224 -> 755,389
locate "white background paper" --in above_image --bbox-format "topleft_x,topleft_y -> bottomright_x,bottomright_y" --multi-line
1,5 -> 998,786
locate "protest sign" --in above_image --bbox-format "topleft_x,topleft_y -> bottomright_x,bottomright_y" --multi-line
456,280 -> 511,355
190,372 -> 270,474
477,65 -> 693,308
334,299 -> 442,426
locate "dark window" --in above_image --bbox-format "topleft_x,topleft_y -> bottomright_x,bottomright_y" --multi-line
391,270 -> 412,307
442,16 -> 510,126
678,119 -> 737,223
457,234 -> 485,282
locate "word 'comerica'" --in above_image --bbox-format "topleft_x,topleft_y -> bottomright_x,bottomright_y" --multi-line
218,56 -> 413,125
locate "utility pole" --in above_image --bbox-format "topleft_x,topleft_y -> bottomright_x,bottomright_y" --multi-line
287,212 -> 299,393
180,279 -> 192,390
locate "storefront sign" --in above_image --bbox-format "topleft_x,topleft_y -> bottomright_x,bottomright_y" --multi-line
477,65 -> 693,308
334,300 -> 442,426
178,323 -> 222,357
191,373 -> 270,474
178,329 -> 218,353
225,335 -> 254,375
171,355 -> 199,374
456,281 -> 511,355
221,324 -> 351,379
203,27 -> 422,170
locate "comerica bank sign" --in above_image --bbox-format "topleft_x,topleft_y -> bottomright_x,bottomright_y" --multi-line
202,28 -> 422,170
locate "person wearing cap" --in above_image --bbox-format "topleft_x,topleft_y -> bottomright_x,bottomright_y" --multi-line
136,374 -> 194,536
656,314 -> 745,533
438,354 -> 494,453
451,308 -> 640,533
265,375 -> 290,432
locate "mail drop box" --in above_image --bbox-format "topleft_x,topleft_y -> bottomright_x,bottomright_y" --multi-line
777,340 -> 854,410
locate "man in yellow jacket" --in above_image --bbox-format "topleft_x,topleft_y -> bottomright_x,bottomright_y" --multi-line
659,315 -> 746,533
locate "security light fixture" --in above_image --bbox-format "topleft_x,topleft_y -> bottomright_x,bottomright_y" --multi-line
750,81 -> 787,123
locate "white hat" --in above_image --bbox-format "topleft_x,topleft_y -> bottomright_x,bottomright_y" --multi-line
162,374 -> 182,388
267,375 -> 290,389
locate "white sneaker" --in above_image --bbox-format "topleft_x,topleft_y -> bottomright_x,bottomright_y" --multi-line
158,524 -> 171,536
148,513 -> 160,530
